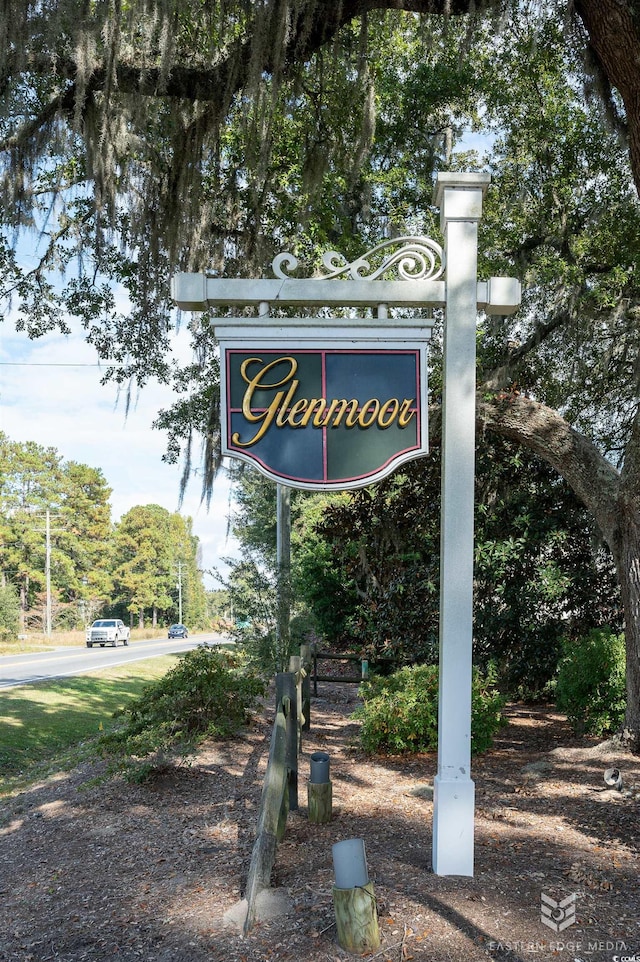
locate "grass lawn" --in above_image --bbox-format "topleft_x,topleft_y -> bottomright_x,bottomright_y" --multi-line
0,655 -> 181,794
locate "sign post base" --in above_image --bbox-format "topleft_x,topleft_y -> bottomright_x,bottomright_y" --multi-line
432,775 -> 475,876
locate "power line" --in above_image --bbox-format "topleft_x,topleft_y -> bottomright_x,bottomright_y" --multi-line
0,361 -> 119,367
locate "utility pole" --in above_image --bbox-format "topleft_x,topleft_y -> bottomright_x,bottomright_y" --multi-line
176,560 -> 183,624
45,509 -> 52,638
24,510 -> 64,637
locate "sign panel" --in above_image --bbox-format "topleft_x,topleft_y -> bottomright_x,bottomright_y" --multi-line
220,341 -> 429,490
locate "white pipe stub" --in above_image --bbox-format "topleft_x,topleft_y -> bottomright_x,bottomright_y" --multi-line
332,838 -> 369,889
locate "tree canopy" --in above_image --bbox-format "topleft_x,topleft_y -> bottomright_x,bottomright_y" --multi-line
0,435 -> 208,631
113,503 -> 208,628
2,1 -> 636,387
0,432 -> 113,627
230,443 -> 621,697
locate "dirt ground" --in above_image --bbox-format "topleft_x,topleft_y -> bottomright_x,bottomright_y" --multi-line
1,684 -> 639,962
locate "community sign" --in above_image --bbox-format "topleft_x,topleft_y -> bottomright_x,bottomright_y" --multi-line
219,332 -> 430,490
173,202 -> 522,877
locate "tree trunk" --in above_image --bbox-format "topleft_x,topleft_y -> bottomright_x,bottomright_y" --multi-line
612,514 -> 640,745
574,0 -> 640,196
19,581 -> 26,632
138,609 -> 144,629
152,607 -> 157,628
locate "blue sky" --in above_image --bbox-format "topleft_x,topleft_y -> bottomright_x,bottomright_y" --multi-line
0,304 -> 240,589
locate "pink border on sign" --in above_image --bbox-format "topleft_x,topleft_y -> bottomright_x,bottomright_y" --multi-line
321,351 -> 329,482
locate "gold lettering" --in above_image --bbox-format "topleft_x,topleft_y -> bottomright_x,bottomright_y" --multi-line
398,399 -> 416,427
302,399 -> 328,427
229,355 -> 418,447
232,356 -> 298,447
275,382 -> 299,426
287,399 -> 310,426
358,400 -> 381,428
344,400 -> 361,427
320,398 -> 359,427
378,398 -> 400,428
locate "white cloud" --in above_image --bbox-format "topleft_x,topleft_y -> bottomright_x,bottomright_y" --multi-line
0,321 -> 240,588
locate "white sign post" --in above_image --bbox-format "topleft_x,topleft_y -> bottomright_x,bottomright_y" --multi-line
171,172 -> 521,876
433,172 -> 487,875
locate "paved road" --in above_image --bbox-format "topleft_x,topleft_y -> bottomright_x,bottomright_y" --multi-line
0,633 -> 232,689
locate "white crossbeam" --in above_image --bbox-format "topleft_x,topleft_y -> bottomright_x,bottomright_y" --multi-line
172,274 -> 520,315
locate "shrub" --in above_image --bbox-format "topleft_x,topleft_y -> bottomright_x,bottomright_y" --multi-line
99,645 -> 265,773
352,663 -> 505,755
0,583 -> 20,642
555,628 -> 626,735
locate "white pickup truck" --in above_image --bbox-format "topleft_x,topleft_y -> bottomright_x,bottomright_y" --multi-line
86,619 -> 130,648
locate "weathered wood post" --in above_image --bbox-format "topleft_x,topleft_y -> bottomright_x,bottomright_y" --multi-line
242,702 -> 288,935
288,654 -> 304,751
332,839 -> 379,953
308,751 -> 332,824
300,642 -> 312,732
333,884 -> 379,953
308,782 -> 332,823
312,640 -> 318,697
276,671 -> 298,812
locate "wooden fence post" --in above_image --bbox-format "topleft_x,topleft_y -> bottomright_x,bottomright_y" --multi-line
276,672 -> 298,812
308,780 -> 332,823
288,655 -> 304,751
300,643 -> 312,732
243,703 -> 288,935
312,641 -> 318,696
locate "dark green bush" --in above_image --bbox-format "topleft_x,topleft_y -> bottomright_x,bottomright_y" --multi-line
555,628 -> 626,735
352,663 -> 505,755
0,583 -> 20,642
99,645 -> 264,772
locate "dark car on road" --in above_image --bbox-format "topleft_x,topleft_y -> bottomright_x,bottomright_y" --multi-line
168,624 -> 188,639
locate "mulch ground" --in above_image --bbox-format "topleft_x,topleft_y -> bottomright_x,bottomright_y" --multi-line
1,684 -> 639,962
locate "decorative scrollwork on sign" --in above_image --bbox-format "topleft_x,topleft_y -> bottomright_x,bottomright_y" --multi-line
272,236 -> 445,281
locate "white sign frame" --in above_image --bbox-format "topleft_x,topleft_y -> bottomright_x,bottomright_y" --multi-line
172,173 -> 522,877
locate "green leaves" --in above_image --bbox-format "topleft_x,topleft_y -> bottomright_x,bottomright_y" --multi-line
289,435 -> 619,698
112,505 -> 207,627
0,436 -> 209,633
477,15 -> 640,456
0,583 -> 20,642
99,646 -> 265,776
353,663 -> 505,756
0,433 -> 113,626
555,629 -> 627,736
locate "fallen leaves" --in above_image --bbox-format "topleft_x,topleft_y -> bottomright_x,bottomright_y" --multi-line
1,697 -> 640,962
